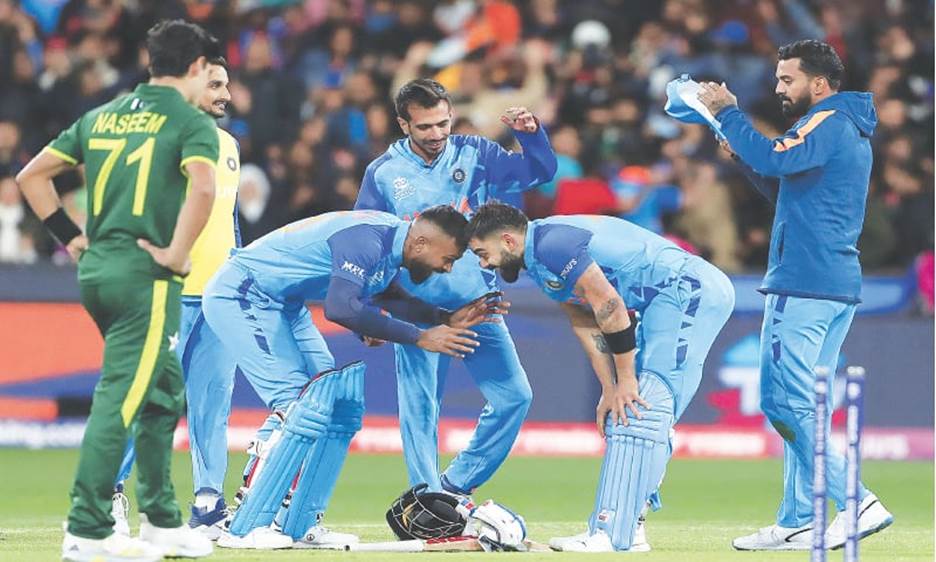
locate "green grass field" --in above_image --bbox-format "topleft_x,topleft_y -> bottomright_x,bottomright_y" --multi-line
0,450 -> 931,561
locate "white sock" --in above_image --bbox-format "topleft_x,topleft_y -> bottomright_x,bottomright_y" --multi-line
195,492 -> 220,510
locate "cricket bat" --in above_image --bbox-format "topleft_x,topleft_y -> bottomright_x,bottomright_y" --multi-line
323,536 -> 552,553
335,536 -> 484,552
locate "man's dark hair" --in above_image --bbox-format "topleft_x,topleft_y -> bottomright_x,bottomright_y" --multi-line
207,55 -> 228,69
146,19 -> 222,78
777,40 -> 844,90
395,79 -> 451,121
418,205 -> 469,251
465,202 -> 529,241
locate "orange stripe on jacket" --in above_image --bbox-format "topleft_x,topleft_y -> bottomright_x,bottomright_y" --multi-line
773,110 -> 837,152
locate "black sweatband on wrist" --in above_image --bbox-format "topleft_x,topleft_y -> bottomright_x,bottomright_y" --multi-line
603,323 -> 636,354
43,207 -> 82,245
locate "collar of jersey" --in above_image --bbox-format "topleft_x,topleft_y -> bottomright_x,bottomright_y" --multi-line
134,83 -> 185,102
523,220 -> 538,273
390,220 -> 411,267
393,137 -> 453,169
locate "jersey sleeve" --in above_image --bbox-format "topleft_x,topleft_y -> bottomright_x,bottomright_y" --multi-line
478,129 -> 558,196
45,117 -> 83,165
534,224 -> 595,288
179,113 -> 220,172
326,224 -> 389,286
718,106 -> 845,177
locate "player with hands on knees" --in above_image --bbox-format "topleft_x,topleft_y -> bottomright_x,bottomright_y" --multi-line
466,202 -> 734,553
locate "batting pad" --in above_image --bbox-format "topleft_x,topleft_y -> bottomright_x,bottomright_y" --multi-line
281,361 -> 366,539
229,365 -> 353,536
589,372 -> 675,551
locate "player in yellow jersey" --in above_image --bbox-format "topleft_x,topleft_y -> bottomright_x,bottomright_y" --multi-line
16,20 -> 220,561
111,57 -> 242,541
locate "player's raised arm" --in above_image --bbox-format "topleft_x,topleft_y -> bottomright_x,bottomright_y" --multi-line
573,263 -> 650,425
479,107 -> 558,195
699,82 -> 845,178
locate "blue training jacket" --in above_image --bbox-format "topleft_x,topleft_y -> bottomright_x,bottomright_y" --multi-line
718,92 -> 877,303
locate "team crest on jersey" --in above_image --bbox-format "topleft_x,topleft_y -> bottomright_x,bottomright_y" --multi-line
452,168 -> 466,183
227,157 -> 238,171
393,177 -> 415,200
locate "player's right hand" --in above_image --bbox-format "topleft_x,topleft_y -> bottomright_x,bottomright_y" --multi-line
65,235 -> 88,263
417,325 -> 479,359
137,239 -> 191,276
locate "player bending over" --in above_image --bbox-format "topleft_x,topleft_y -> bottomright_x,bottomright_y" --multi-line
466,202 -> 735,552
202,206 -> 505,550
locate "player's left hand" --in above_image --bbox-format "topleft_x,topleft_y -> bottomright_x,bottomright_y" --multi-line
500,107 -> 539,133
697,82 -> 738,116
137,239 -> 191,276
604,375 -> 651,430
447,291 -> 510,329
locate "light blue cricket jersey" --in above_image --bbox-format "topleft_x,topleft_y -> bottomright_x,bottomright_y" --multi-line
355,131 -> 557,308
230,210 -> 408,303
524,215 -> 694,312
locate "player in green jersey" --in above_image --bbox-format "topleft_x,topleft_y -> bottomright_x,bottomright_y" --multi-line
16,20 -> 223,562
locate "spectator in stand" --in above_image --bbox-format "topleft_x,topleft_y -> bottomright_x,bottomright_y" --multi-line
0,0 -> 930,274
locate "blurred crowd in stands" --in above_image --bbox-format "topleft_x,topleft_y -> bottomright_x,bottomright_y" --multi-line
0,0 -> 932,308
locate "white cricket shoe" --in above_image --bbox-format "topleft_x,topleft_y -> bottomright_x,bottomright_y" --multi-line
632,518 -> 651,552
112,491 -> 131,536
293,524 -> 360,549
62,530 -> 163,562
216,526 -> 293,550
732,523 -> 813,550
826,493 -> 894,549
139,514 -> 212,558
548,519 -> 650,553
549,528 -> 614,552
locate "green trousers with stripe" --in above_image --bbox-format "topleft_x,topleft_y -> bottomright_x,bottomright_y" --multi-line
69,277 -> 185,539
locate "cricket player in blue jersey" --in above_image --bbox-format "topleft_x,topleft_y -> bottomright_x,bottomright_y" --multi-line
466,202 -> 735,552
111,57 -> 242,539
696,40 -> 892,550
201,206 -> 505,550
354,79 -> 557,496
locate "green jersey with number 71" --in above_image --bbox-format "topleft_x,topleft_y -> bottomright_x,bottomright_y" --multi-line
46,82 -> 219,283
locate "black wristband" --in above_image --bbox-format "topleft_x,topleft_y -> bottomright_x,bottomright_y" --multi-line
603,323 -> 636,354
43,208 -> 82,246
